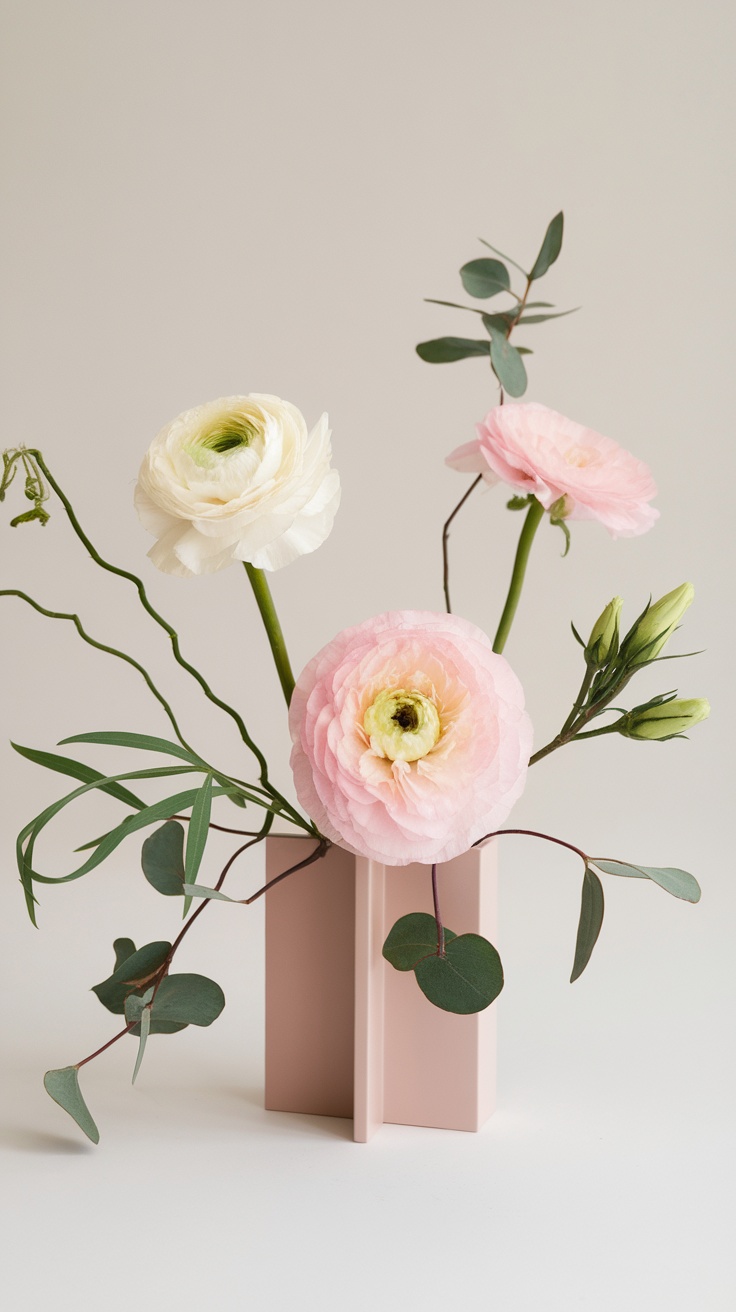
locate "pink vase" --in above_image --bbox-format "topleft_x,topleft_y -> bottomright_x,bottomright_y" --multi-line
264,836 -> 498,1141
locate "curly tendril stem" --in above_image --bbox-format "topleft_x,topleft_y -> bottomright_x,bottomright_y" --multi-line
2,448 -> 308,828
0,589 -> 192,752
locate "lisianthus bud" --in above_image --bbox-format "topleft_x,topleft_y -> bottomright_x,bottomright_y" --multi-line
621,697 -> 710,741
585,596 -> 623,667
619,583 -> 695,666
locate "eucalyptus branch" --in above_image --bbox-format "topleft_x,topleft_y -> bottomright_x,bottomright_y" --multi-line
0,589 -> 192,752
440,267 -> 536,621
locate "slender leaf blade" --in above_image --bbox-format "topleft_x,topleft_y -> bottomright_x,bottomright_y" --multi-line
488,325 -> 528,396
11,743 -> 146,810
529,211 -> 564,281
129,987 -> 153,1083
182,883 -> 239,903
518,307 -> 579,324
59,731 -> 206,766
43,1067 -> 100,1144
570,867 -> 605,982
183,775 -> 213,915
593,859 -> 701,903
416,337 -> 490,363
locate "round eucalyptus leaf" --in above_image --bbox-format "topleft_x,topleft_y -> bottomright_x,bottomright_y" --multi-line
459,258 -> 510,298
141,821 -> 186,896
382,912 -> 456,972
414,934 -> 504,1014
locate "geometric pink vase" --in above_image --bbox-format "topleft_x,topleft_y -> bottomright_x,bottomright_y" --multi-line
264,837 -> 498,1142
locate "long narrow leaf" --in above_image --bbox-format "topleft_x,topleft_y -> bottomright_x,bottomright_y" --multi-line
59,730 -> 207,767
183,775 -> 213,916
16,767 -> 204,891
12,743 -> 146,810
570,867 -> 605,982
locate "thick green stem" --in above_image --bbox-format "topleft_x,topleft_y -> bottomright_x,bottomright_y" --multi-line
244,563 -> 295,707
492,497 -> 545,654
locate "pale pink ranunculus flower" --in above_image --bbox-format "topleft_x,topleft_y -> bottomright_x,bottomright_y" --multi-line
289,611 -> 533,866
447,402 -> 658,538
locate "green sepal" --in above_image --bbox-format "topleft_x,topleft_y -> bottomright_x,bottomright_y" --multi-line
43,1067 -> 100,1144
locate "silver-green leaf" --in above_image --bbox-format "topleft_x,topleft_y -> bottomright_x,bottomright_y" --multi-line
592,859 -> 701,903
43,1067 -> 100,1144
570,867 -> 605,983
529,212 -> 564,281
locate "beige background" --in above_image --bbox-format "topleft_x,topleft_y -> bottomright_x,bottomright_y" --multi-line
1,1 -> 734,1308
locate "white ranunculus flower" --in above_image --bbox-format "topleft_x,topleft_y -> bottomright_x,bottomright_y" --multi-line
134,394 -> 340,576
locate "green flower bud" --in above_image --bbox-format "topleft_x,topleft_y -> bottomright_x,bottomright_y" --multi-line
585,596 -> 623,667
619,582 -> 695,666
621,697 -> 710,741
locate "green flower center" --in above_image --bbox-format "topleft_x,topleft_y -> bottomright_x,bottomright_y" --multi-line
185,412 -> 262,469
363,688 -> 441,763
200,415 -> 258,454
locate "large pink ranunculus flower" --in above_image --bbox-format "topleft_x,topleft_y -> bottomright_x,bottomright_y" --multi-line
447,402 -> 658,538
289,611 -> 533,866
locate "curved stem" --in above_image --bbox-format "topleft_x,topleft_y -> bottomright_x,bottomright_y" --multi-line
442,475 -> 482,612
244,838 -> 329,904
474,826 -> 588,867
18,451 -> 275,791
0,589 -> 192,753
492,497 -> 545,653
243,564 -> 295,706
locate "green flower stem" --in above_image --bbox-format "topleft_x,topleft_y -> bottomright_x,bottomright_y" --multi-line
492,497 -> 545,654
0,589 -> 192,752
244,563 -> 295,707
3,449 -> 305,827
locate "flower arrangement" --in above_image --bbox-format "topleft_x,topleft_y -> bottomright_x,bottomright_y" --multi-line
1,213 -> 708,1143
